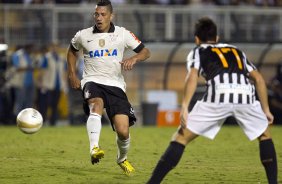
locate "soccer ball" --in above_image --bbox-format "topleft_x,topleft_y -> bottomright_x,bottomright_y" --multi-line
17,108 -> 43,134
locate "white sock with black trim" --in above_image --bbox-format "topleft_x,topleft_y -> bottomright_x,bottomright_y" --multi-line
116,135 -> 130,163
86,112 -> 102,152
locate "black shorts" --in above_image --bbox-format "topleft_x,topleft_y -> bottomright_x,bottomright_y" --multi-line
82,82 -> 136,130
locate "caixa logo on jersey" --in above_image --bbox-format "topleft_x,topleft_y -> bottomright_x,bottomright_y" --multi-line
88,49 -> 118,58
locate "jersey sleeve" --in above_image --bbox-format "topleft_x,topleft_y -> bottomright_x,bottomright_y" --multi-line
70,30 -> 82,52
242,51 -> 257,73
123,29 -> 144,52
187,47 -> 200,72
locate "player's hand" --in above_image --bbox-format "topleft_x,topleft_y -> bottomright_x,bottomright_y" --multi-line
69,75 -> 81,89
265,111 -> 274,125
180,107 -> 188,129
120,57 -> 137,71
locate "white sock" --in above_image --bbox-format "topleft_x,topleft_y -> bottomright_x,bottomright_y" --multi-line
86,112 -> 102,152
116,135 -> 130,163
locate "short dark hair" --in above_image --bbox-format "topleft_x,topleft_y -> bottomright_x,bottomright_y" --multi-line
97,0 -> 113,13
194,17 -> 217,42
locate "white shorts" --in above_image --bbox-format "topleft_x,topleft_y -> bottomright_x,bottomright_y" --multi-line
187,101 -> 268,141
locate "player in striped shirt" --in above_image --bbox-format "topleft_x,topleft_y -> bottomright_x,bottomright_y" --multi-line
147,17 -> 277,184
67,0 -> 150,175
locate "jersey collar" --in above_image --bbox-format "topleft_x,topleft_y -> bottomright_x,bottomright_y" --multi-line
92,22 -> 115,33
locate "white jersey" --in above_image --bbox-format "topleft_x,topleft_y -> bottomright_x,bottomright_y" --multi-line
71,23 -> 144,92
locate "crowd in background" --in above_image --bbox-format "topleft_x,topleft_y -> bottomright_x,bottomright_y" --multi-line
0,42 -> 281,126
0,43 -> 73,126
0,0 -> 281,6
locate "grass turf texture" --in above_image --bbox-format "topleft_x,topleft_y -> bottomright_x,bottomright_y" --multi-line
0,125 -> 281,184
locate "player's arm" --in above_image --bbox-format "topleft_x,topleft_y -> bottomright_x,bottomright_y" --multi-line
67,46 -> 81,89
120,30 -> 151,71
133,47 -> 151,62
36,56 -> 48,88
180,68 -> 198,128
249,70 -> 274,124
120,46 -> 150,71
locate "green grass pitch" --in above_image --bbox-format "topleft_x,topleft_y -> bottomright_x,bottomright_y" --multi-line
0,125 -> 281,184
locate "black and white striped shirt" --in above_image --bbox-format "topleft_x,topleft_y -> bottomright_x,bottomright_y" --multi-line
187,43 -> 256,104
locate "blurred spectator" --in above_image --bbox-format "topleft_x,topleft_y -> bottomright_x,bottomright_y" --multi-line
7,44 -> 35,115
0,43 -> 14,125
268,63 -> 282,124
5,45 -> 21,114
37,43 -> 67,126
0,44 -> 8,87
67,54 -> 86,125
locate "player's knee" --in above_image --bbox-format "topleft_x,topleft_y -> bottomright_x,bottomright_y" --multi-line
115,125 -> 129,140
88,98 -> 104,114
173,127 -> 197,145
258,128 -> 272,141
116,130 -> 129,140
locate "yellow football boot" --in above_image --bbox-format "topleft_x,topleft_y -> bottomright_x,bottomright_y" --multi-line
90,147 -> 104,164
118,159 -> 135,176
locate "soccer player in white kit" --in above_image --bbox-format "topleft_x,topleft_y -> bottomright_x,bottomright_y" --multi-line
67,0 -> 150,175
147,17 -> 278,184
